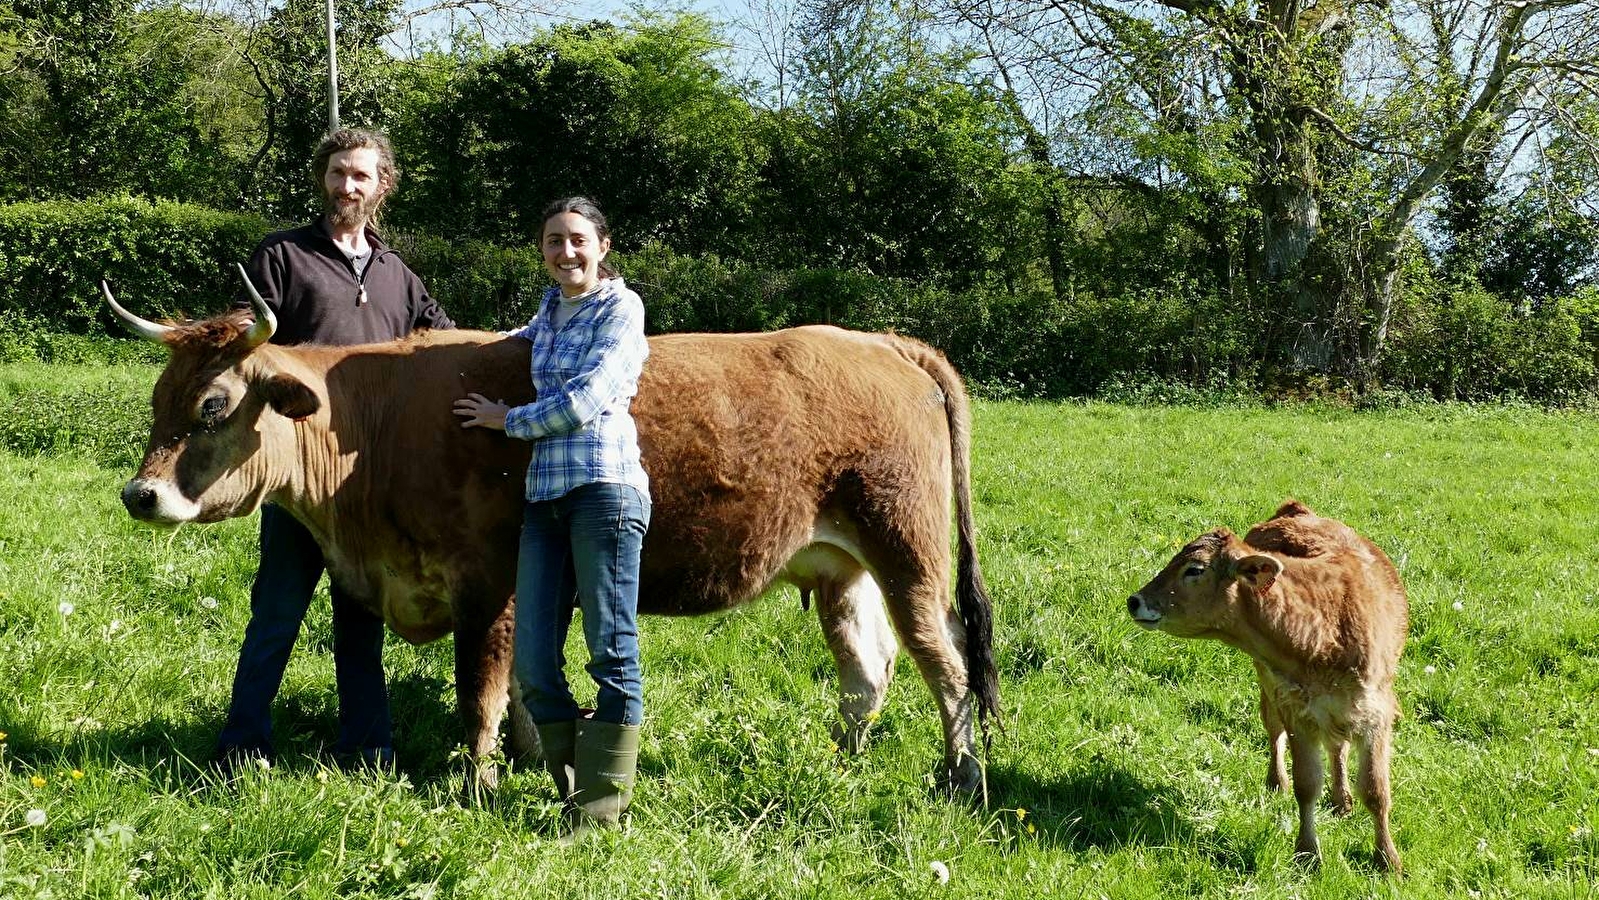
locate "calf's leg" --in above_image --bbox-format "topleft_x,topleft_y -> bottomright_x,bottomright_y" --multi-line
1358,725 -> 1403,874
876,564 -> 981,796
1326,738 -> 1353,815
1254,666 -> 1288,793
1288,728 -> 1325,868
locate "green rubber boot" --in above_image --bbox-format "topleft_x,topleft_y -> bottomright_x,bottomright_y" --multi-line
566,720 -> 640,839
534,721 -> 576,804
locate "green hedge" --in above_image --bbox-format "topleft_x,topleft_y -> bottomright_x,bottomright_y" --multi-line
1382,281 -> 1599,402
0,198 -> 270,332
3,199 -> 1595,402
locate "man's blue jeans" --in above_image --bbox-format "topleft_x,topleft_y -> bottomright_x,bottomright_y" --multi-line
515,482 -> 650,726
217,504 -> 392,760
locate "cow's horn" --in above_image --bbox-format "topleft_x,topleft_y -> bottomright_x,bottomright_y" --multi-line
237,263 -> 277,347
101,280 -> 173,343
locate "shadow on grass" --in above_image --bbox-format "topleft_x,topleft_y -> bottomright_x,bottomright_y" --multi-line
0,672 -> 475,789
986,756 -> 1195,853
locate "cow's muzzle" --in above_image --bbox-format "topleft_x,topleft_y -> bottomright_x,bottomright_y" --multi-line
1127,594 -> 1161,627
121,478 -> 200,524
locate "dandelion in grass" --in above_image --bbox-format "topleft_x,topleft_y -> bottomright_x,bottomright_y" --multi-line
24,809 -> 46,828
1452,601 -> 1464,612
0,730 -> 8,742
58,601 -> 74,617
929,860 -> 950,885
29,775 -> 46,788
1424,665 -> 1437,675
395,837 -> 410,848
1015,807 -> 1027,822
70,769 -> 84,781
200,596 -> 218,610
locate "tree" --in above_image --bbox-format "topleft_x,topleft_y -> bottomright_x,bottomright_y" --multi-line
757,0 -> 1039,284
397,13 -> 766,253
934,0 -> 1599,376
0,0 -> 243,203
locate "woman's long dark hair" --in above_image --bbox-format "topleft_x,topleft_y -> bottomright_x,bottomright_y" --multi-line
541,196 -> 619,279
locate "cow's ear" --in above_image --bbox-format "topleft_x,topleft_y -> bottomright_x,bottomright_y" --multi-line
1233,554 -> 1283,596
261,373 -> 321,420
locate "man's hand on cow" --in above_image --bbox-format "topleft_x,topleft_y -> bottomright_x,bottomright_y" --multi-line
453,392 -> 509,431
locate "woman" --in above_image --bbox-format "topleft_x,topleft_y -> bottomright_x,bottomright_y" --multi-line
454,197 -> 650,833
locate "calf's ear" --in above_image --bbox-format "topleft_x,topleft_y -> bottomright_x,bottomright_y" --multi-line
1233,554 -> 1284,596
260,373 -> 321,420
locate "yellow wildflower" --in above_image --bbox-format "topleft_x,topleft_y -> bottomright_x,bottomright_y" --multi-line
70,769 -> 84,781
1015,807 -> 1027,821
30,775 -> 47,788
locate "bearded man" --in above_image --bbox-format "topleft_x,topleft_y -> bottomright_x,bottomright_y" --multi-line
215,128 -> 454,773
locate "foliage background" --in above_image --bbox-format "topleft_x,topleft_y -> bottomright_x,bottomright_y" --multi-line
0,0 -> 1595,400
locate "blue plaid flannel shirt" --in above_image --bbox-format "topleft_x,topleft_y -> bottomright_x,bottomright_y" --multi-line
503,278 -> 650,503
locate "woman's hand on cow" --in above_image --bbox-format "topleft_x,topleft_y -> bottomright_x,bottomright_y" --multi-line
453,393 -> 509,431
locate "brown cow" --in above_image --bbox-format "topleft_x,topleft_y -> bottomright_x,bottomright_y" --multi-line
1126,501 -> 1406,873
105,276 -> 999,797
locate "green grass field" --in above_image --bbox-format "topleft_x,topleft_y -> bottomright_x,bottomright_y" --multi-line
1,362 -> 1596,899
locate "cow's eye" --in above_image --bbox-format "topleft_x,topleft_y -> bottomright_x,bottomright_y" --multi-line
200,396 -> 228,423
1182,565 -> 1206,579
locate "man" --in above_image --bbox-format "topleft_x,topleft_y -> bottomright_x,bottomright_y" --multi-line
216,127 -> 454,771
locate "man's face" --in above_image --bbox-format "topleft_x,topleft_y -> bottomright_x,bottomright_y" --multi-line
322,146 -> 386,230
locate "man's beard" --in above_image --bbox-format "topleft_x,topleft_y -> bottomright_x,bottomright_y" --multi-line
325,191 -> 382,230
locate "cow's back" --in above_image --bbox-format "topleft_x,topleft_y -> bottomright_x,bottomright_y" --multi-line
315,326 -> 949,624
633,326 -> 951,613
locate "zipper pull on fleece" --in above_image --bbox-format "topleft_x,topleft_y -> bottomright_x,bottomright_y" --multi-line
358,284 -> 368,305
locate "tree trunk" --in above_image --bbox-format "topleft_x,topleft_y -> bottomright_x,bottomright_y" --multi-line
1023,130 -> 1071,302
1252,132 -> 1335,371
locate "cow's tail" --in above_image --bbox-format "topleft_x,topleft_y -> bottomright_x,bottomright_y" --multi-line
888,334 -> 1002,750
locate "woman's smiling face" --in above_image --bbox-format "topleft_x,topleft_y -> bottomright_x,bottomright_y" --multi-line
541,211 -> 611,297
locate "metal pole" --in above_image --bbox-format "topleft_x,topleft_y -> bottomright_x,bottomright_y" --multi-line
326,0 -> 340,132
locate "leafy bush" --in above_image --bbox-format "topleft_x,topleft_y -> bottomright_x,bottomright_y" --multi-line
388,233 -> 546,331
0,197 -> 270,332
1383,279 -> 1599,401
0,310 -> 167,365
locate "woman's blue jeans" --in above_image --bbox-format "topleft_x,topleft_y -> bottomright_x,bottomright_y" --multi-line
514,482 -> 650,726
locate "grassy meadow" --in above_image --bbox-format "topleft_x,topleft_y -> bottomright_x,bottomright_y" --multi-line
0,361 -> 1596,899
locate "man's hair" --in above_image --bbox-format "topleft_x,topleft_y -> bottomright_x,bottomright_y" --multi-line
311,128 -> 399,213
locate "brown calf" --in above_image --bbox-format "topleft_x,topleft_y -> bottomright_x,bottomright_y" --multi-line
1126,501 -> 1407,873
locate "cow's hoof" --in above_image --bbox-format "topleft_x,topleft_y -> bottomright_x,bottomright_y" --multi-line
1265,768 -> 1288,793
461,763 -> 501,807
1292,844 -> 1322,872
938,752 -> 985,800
1327,793 -> 1354,817
831,719 -> 872,755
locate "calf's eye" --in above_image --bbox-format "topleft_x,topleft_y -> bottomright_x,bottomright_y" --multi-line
201,396 -> 228,422
1182,565 -> 1206,579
